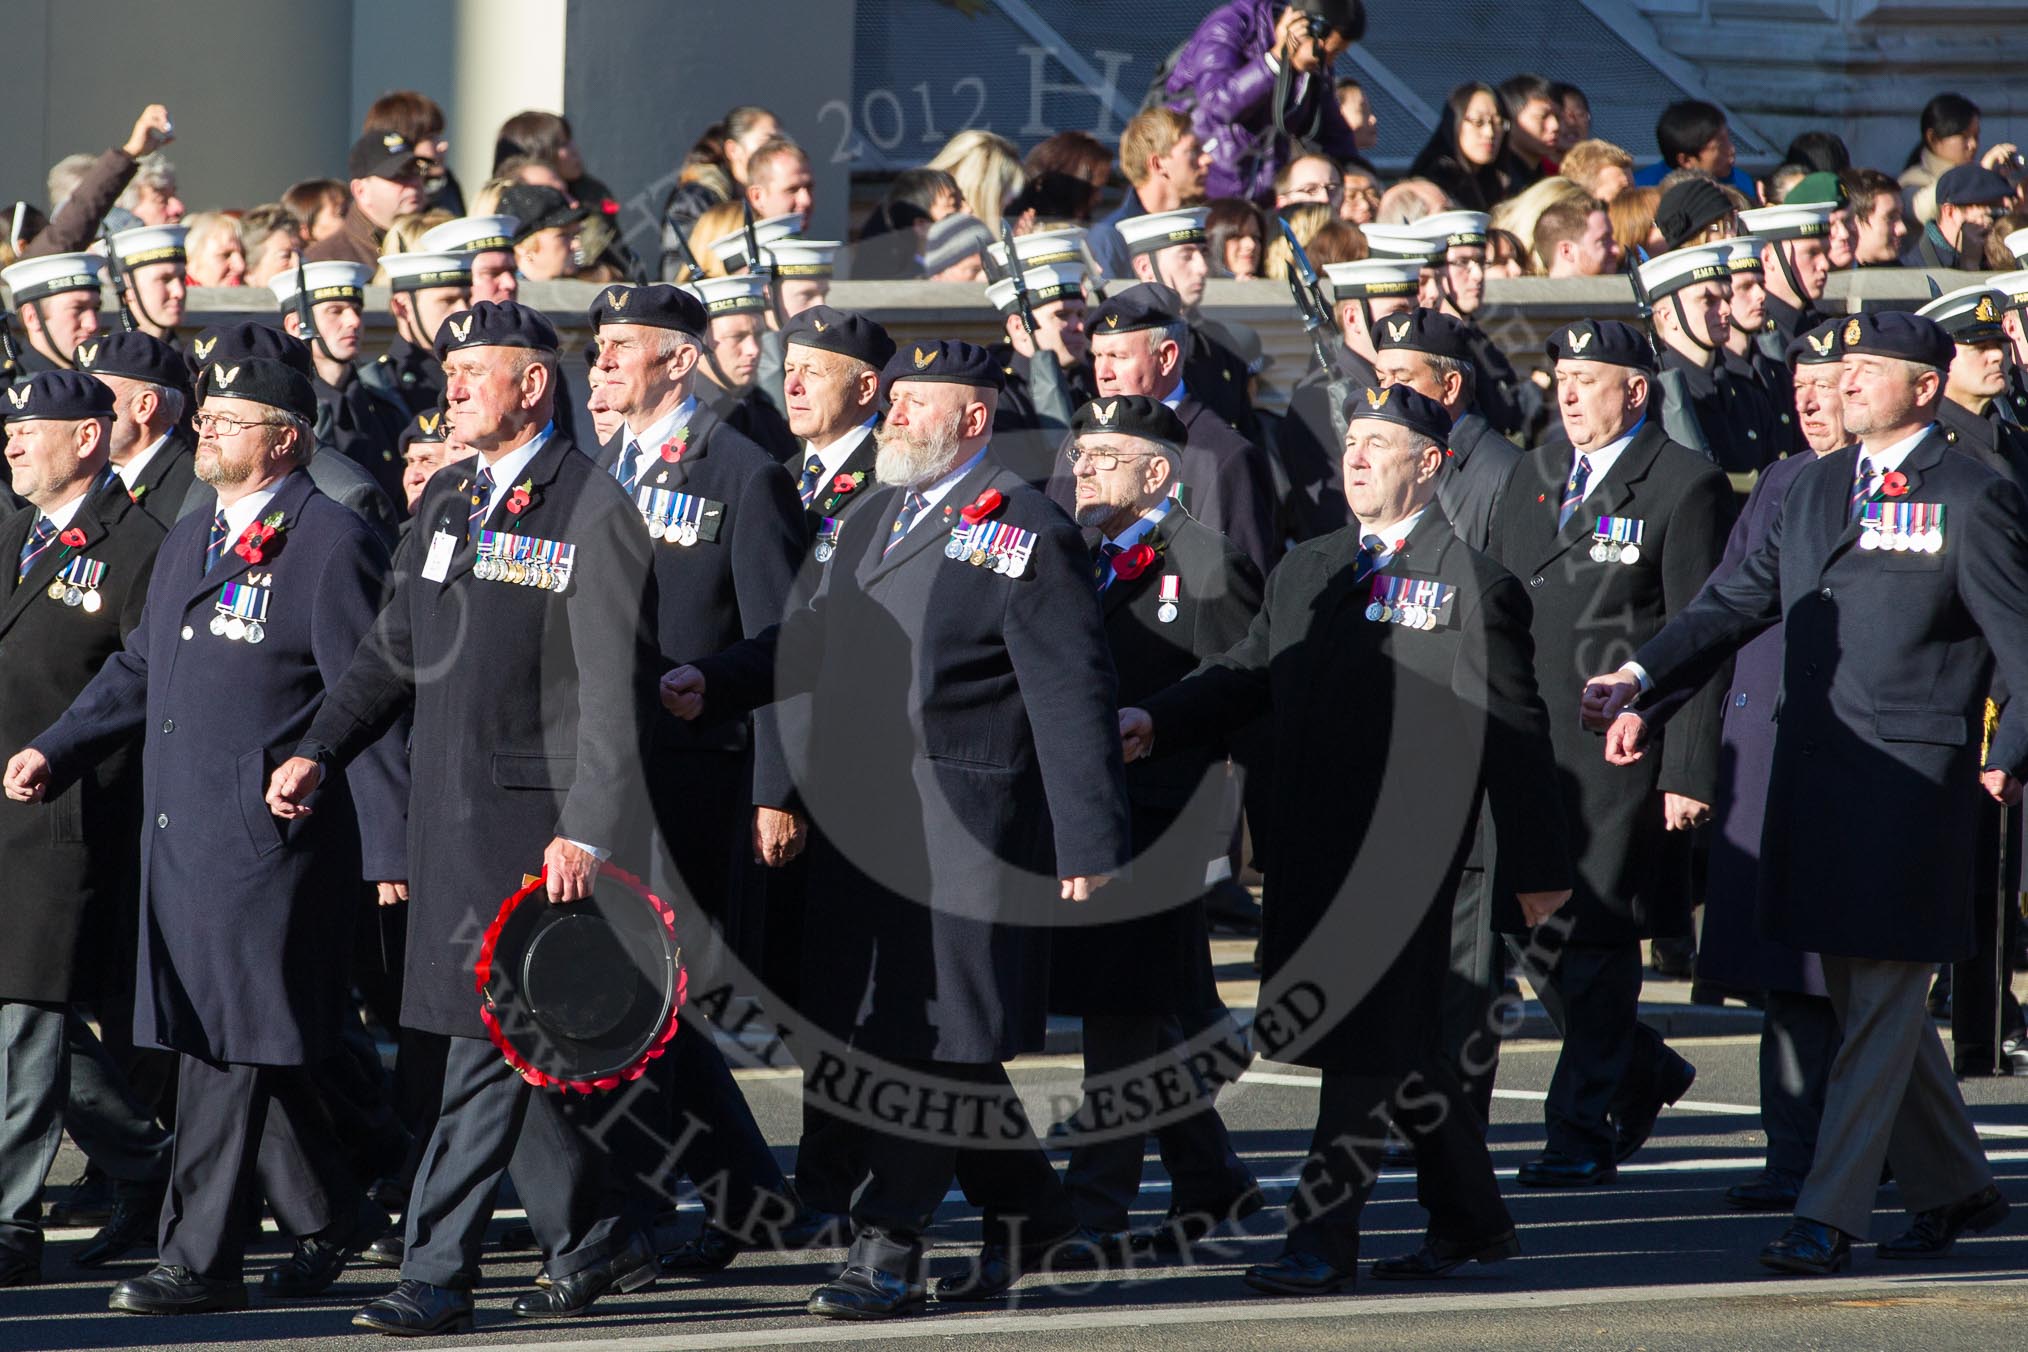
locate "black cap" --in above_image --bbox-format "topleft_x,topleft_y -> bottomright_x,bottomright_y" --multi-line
433,300 -> 560,360
1088,282 -> 1184,337
881,339 -> 1004,391
1371,307 -> 1472,361
399,406 -> 449,455
1786,317 -> 1844,368
1546,319 -> 1656,374
1070,395 -> 1187,448
588,283 -> 705,337
783,305 -> 896,370
189,322 -> 314,381
199,356 -> 318,422
1300,0 -> 1366,40
73,330 -> 191,391
348,130 -> 422,181
2,369 -> 115,423
1654,178 -> 1734,252
498,184 -> 589,242
1343,384 -> 1450,444
1936,164 -> 2012,208
1840,311 -> 1954,371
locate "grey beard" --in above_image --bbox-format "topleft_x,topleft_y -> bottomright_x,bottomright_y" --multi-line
874,417 -> 962,488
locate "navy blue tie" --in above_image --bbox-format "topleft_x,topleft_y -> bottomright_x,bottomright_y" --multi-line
1849,456 -> 1875,520
884,491 -> 929,558
1558,455 -> 1592,530
1094,540 -> 1124,589
1352,533 -> 1385,584
203,511 -> 230,575
468,467 -> 495,539
17,515 -> 56,583
798,453 -> 824,508
614,441 -> 643,499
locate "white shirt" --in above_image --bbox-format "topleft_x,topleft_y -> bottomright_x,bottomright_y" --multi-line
38,487 -> 95,534
1567,417 -> 1645,500
115,433 -> 169,489
1355,508 -> 1425,572
216,483 -> 282,538
803,417 -> 876,482
475,423 -> 553,516
1852,423 -> 1933,488
1161,377 -> 1191,411
616,397 -> 696,489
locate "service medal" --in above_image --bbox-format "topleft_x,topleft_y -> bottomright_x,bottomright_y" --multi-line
1620,544 -> 1641,565
1859,529 -> 1879,552
245,622 -> 265,644
46,580 -> 66,600
1891,530 -> 1911,553
1006,553 -> 1028,578
815,541 -> 834,563
225,617 -> 246,641
944,538 -> 963,559
678,523 -> 699,547
209,613 -> 228,636
62,586 -> 82,607
80,589 -> 101,614
1365,602 -> 1384,622
969,548 -> 987,567
1158,601 -> 1179,623
1589,542 -> 1609,563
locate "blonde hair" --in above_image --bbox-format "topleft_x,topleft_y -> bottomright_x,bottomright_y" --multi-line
1558,139 -> 1635,197
927,130 -> 1025,234
687,200 -> 750,279
1262,204 -> 1353,281
1119,108 -> 1190,188
1492,175 -> 1592,273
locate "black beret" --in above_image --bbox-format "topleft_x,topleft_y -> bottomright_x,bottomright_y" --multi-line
1654,178 -> 1734,252
1070,394 -> 1187,448
199,356 -> 318,423
1088,282 -> 1184,337
1840,310 -> 1954,371
1342,383 -> 1450,445
1936,164 -> 2012,208
880,339 -> 1003,392
1546,318 -> 1657,373
588,282 -> 706,337
1786,317 -> 1845,368
497,184 -> 589,242
2,369 -> 115,423
783,305 -> 896,370
432,300 -> 560,360
1371,307 -> 1472,362
73,330 -> 191,391
189,322 -> 313,381
398,405 -> 450,455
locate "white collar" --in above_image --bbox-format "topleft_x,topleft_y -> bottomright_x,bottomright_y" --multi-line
1357,507 -> 1425,564
1856,423 -> 1934,475
216,481 -> 284,538
1570,416 -> 1646,490
477,422 -> 554,513
1160,377 -> 1190,410
1104,497 -> 1176,552
115,433 -> 170,487
804,416 -> 876,480
623,395 -> 696,458
38,465 -> 122,531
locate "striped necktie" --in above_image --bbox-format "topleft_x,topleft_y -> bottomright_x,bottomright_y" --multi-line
1558,454 -> 1592,529
468,467 -> 495,539
203,511 -> 231,575
884,490 -> 929,558
798,453 -> 824,508
1352,533 -> 1386,584
17,516 -> 56,583
1093,540 -> 1124,589
1849,456 -> 1875,520
614,441 -> 643,499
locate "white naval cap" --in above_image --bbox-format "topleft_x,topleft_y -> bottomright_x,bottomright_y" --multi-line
1736,202 -> 1834,242
984,261 -> 1088,315
1322,257 -> 1424,301
417,215 -> 518,255
1636,243 -> 1732,299
269,260 -> 371,311
707,213 -> 803,272
1116,207 -> 1208,258
987,226 -> 1088,274
2,252 -> 105,304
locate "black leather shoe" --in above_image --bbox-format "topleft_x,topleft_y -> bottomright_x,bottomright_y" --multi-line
511,1238 -> 656,1318
262,1202 -> 390,1298
351,1279 -> 475,1335
1242,1250 -> 1354,1296
360,1230 -> 404,1268
1371,1229 -> 1520,1279
107,1264 -> 249,1314
1759,1220 -> 1851,1275
72,1188 -> 161,1269
934,1227 -> 1111,1302
807,1263 -> 926,1319
49,1168 -> 112,1225
1614,1054 -> 1697,1163
1878,1184 -> 2010,1259
1205,878 -> 1262,935
1648,935 -> 1696,979
0,1246 -> 41,1287
658,1224 -> 738,1274
1725,1170 -> 1803,1212
1517,1152 -> 1616,1187
1131,1184 -> 1267,1256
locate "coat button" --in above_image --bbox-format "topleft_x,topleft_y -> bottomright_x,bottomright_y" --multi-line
1801,742 -> 1816,757
156,813 -> 169,828
1804,664 -> 1818,678
180,625 -> 193,640
1734,693 -> 1748,708
1529,575 -> 1544,587
161,719 -> 174,733
1818,587 -> 1833,601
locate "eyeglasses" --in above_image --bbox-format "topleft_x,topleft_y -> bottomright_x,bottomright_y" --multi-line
1461,115 -> 1509,133
1065,445 -> 1159,472
193,412 -> 284,437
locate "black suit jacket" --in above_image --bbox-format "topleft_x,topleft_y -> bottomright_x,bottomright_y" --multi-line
1440,411 -> 1520,551
1052,507 -> 1264,1016
1636,429 -> 2028,963
298,432 -> 662,1037
1277,344 -> 1378,544
1484,421 -> 1732,942
124,427 -> 201,530
0,477 -> 164,1003
695,458 -> 1133,1062
1142,509 -> 1569,1072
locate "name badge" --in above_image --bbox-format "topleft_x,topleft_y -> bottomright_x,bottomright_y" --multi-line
422,530 -> 457,582
1858,502 -> 1944,554
1590,516 -> 1645,564
1364,574 -> 1455,630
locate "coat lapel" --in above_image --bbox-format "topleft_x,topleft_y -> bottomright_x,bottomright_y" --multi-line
1531,423 -> 1658,575
810,427 -> 879,524
176,469 -> 318,611
0,498 -> 98,636
444,433 -> 577,589
640,400 -> 715,496
860,459 -> 997,587
1820,428 -> 1946,572
1098,507 -> 1184,617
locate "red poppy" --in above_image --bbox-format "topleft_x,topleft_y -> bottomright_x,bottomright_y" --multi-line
1111,541 -> 1160,581
659,430 -> 689,463
960,488 -> 1004,525
505,488 -> 532,516
832,473 -> 859,494
1536,493 -> 1547,503
234,522 -> 277,564
57,527 -> 86,549
1881,470 -> 1910,499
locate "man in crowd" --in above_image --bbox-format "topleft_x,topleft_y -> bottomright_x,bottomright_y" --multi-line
102,225 -> 187,343
1842,168 -> 1908,266
419,216 -> 521,305
1407,212 -> 1540,441
273,261 -> 412,512
1115,207 -> 1257,437
1369,306 -> 1517,549
1534,198 -> 1620,278
3,254 -> 105,380
1740,200 -> 1836,353
76,330 -> 198,528
1720,239 -> 1803,460
500,185 -> 588,283
1640,243 -> 1786,474
1088,108 -> 1209,281
984,248 -> 1092,486
308,132 -> 427,267
363,249 -> 472,417
744,139 -> 815,226
688,275 -> 799,462
1902,165 -> 2011,271
1918,285 -> 2028,491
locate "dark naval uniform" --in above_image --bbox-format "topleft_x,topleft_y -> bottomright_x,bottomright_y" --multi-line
1440,410 -> 1520,550
704,380 -> 799,465
1657,347 -> 1784,476
989,344 -> 1093,489
359,334 -> 445,420
1278,345 -> 1379,544
1184,318 -> 1259,440
33,458 -> 406,1286
317,369 -> 412,515
120,428 -> 202,529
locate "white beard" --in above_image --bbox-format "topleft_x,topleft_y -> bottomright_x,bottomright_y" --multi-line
874,413 -> 962,488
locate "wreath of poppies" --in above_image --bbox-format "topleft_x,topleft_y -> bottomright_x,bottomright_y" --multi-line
473,860 -> 687,1094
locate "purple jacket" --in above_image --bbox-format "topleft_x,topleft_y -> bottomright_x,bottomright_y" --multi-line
1165,0 -> 1365,203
